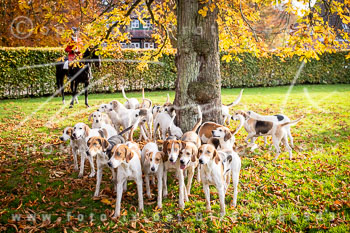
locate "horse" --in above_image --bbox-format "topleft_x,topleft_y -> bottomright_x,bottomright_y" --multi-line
56,48 -> 101,108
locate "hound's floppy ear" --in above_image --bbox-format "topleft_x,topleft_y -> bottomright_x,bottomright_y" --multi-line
125,147 -> 134,163
160,152 -> 168,162
84,124 -> 90,137
144,151 -> 151,160
66,127 -> 74,137
224,129 -> 232,141
98,128 -> 108,138
87,137 -> 92,147
191,146 -> 198,162
213,150 -> 220,164
88,113 -> 93,122
102,128 -> 108,138
111,100 -> 118,109
162,141 -> 169,154
197,147 -> 202,158
227,154 -> 233,163
181,141 -> 187,149
101,138 -> 109,152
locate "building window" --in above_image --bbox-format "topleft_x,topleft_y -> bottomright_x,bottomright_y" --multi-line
130,42 -> 140,49
131,19 -> 139,29
143,20 -> 152,29
120,43 -> 128,48
144,42 -> 154,49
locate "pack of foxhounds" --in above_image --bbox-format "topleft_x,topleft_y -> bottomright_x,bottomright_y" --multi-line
60,88 -> 304,217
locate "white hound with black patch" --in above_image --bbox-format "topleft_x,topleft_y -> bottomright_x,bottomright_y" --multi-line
234,110 -> 303,159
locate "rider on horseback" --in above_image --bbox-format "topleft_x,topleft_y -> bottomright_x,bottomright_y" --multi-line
63,27 -> 82,70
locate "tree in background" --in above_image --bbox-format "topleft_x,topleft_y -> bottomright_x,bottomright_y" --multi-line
5,0 -> 350,130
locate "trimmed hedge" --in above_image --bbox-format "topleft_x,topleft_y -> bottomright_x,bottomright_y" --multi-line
0,47 -> 349,99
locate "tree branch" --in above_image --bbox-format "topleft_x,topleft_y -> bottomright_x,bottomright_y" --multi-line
146,0 -> 169,58
102,0 -> 142,42
239,0 -> 259,42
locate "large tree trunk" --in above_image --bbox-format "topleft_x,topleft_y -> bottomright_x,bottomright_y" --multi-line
174,0 -> 222,132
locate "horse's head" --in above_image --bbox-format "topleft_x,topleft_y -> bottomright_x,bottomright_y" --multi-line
83,48 -> 101,69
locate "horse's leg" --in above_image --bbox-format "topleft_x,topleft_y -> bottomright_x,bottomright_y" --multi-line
84,81 -> 89,108
60,72 -> 66,104
70,81 -> 78,108
56,66 -> 65,104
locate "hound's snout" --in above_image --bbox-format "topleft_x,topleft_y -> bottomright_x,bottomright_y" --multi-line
169,158 -> 174,163
95,120 -> 99,123
86,150 -> 90,156
199,159 -> 204,164
180,160 -> 185,165
107,162 -> 112,167
151,167 -> 155,172
59,136 -> 64,141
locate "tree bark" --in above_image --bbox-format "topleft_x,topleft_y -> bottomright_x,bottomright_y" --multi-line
174,0 -> 222,132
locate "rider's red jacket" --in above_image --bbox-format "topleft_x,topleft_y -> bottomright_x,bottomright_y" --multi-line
65,37 -> 82,61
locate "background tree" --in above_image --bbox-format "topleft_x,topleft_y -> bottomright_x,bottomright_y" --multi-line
8,0 -> 350,130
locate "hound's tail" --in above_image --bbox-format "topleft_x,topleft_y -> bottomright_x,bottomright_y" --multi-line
167,112 -> 177,136
225,89 -> 244,108
119,125 -> 133,136
165,93 -> 170,105
128,117 -> 141,142
246,110 -> 278,122
280,116 -> 304,127
191,105 -> 202,132
232,114 -> 245,135
142,98 -> 152,108
142,88 -> 145,99
121,87 -> 129,100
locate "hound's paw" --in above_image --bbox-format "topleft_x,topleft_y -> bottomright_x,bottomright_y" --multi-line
86,104 -> 90,108
89,172 -> 96,178
179,203 -> 185,209
74,166 -> 79,171
69,105 -> 73,109
78,173 -> 83,178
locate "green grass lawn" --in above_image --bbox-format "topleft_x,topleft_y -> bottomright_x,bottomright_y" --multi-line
0,84 -> 349,232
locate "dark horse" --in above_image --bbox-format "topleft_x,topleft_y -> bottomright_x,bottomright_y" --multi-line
56,49 -> 101,108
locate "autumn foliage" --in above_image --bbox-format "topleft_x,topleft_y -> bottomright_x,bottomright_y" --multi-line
1,0 -> 349,63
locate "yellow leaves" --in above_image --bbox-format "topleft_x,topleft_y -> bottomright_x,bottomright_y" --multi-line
198,6 -> 208,17
209,3 -> 216,12
101,198 -> 113,206
18,0 -> 30,11
222,54 -> 233,63
345,53 -> 350,59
